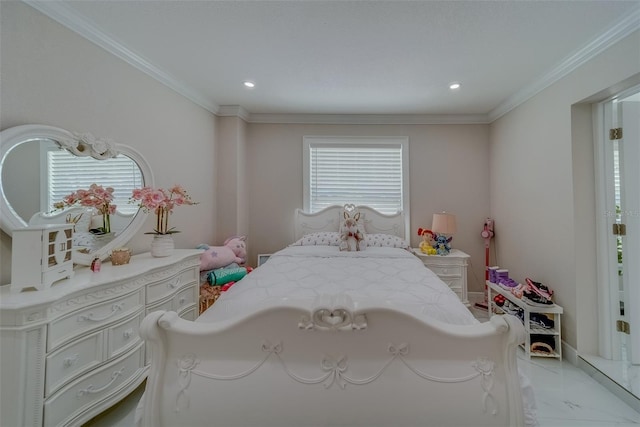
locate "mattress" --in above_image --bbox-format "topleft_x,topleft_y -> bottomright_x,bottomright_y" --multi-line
198,245 -> 477,326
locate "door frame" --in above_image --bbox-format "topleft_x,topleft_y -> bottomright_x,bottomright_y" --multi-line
593,100 -> 619,360
593,85 -> 640,362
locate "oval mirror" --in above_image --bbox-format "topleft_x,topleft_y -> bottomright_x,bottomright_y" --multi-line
0,124 -> 154,266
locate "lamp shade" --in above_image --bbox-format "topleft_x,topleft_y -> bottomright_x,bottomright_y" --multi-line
431,212 -> 457,235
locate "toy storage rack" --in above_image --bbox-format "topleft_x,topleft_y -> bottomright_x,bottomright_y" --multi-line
487,281 -> 563,359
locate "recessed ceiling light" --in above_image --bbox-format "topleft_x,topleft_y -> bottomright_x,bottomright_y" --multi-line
243,81 -> 255,88
449,82 -> 461,90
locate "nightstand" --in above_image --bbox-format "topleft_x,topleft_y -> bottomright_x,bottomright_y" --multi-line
413,248 -> 470,306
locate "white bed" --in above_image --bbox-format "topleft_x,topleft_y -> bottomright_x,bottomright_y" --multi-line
139,205 -> 531,426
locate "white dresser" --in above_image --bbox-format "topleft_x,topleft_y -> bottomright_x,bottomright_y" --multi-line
0,249 -> 201,427
413,248 -> 470,306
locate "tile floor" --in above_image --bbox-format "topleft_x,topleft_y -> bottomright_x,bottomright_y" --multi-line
520,355 -> 639,426
581,351 -> 640,409
85,307 -> 640,427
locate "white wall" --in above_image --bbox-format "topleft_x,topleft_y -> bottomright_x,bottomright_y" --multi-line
490,30 -> 640,351
246,123 -> 491,293
216,116 -> 249,242
0,1 -> 218,284
0,2 -> 492,290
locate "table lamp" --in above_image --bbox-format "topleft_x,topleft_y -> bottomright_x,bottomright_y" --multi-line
431,212 -> 457,255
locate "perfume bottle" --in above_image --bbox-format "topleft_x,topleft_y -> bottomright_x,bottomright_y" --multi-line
90,257 -> 102,272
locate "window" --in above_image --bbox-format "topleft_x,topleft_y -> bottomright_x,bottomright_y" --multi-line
303,136 -> 409,214
46,148 -> 143,215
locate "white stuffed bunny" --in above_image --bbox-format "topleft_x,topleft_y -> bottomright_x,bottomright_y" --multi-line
339,210 -> 366,251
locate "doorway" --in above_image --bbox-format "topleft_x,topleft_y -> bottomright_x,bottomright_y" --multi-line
590,85 -> 639,400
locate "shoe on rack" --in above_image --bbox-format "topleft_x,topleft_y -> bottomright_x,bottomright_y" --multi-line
531,334 -> 556,354
530,313 -> 554,329
510,283 -> 526,299
525,278 -> 554,300
502,301 -> 520,316
522,290 -> 554,307
501,300 -> 514,313
498,278 -> 520,291
493,294 -> 506,307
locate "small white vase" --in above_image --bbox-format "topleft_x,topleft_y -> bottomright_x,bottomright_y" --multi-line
150,234 -> 174,257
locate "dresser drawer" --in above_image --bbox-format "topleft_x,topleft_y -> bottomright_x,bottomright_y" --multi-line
146,268 -> 198,304
174,285 -> 196,313
441,276 -> 463,293
48,289 -> 144,351
426,265 -> 462,278
147,297 -> 173,315
44,343 -> 145,427
179,306 -> 197,321
45,330 -> 104,397
107,312 -> 144,359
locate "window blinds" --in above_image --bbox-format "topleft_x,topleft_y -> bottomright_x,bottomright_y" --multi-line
308,142 -> 404,214
47,150 -> 143,215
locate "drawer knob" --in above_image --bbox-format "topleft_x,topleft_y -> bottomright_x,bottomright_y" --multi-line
168,278 -> 182,289
123,328 -> 134,340
76,367 -> 125,398
63,353 -> 80,368
179,297 -> 186,305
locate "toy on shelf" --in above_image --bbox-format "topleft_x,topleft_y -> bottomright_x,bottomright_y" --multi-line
434,234 -> 452,255
417,228 -> 437,255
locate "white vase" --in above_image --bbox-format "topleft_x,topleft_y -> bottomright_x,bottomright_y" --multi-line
150,234 -> 174,257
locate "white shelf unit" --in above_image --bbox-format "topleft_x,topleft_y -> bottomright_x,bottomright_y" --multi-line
487,281 -> 563,359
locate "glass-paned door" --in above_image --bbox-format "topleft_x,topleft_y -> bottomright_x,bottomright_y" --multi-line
602,87 -> 639,366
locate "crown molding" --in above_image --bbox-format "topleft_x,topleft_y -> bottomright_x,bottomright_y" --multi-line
24,0 -> 639,125
244,113 -> 490,125
217,106 -> 251,122
23,0 -> 220,115
488,6 -> 640,122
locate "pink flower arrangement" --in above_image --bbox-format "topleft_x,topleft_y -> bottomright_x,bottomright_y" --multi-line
130,185 -> 197,235
54,183 -> 116,233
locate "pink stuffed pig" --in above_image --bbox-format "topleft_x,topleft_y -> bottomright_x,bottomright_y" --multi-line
198,236 -> 247,271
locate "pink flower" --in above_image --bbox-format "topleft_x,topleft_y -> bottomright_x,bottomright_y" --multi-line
54,183 -> 117,234
55,183 -> 117,212
129,184 -> 197,234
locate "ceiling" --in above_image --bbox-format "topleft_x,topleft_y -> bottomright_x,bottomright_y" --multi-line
26,0 -> 640,123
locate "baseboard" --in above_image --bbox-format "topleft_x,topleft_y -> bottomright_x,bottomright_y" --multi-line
562,341 -> 578,365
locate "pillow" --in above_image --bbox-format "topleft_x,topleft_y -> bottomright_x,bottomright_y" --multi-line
290,231 -> 341,246
365,233 -> 411,250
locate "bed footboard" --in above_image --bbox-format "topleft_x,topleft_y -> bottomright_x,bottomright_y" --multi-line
140,297 -> 526,427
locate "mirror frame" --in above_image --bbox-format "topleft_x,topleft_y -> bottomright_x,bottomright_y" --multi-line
0,124 -> 154,265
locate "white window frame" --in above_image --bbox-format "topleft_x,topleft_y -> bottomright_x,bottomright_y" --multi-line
303,136 -> 410,216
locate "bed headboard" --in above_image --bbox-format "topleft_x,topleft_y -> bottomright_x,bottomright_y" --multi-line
294,205 -> 408,241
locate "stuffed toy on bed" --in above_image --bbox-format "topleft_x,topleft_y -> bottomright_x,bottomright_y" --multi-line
339,209 -> 366,251
198,235 -> 247,271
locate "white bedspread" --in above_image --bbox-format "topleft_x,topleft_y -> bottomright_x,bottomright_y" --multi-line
198,245 -> 477,326
139,245 -> 538,426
